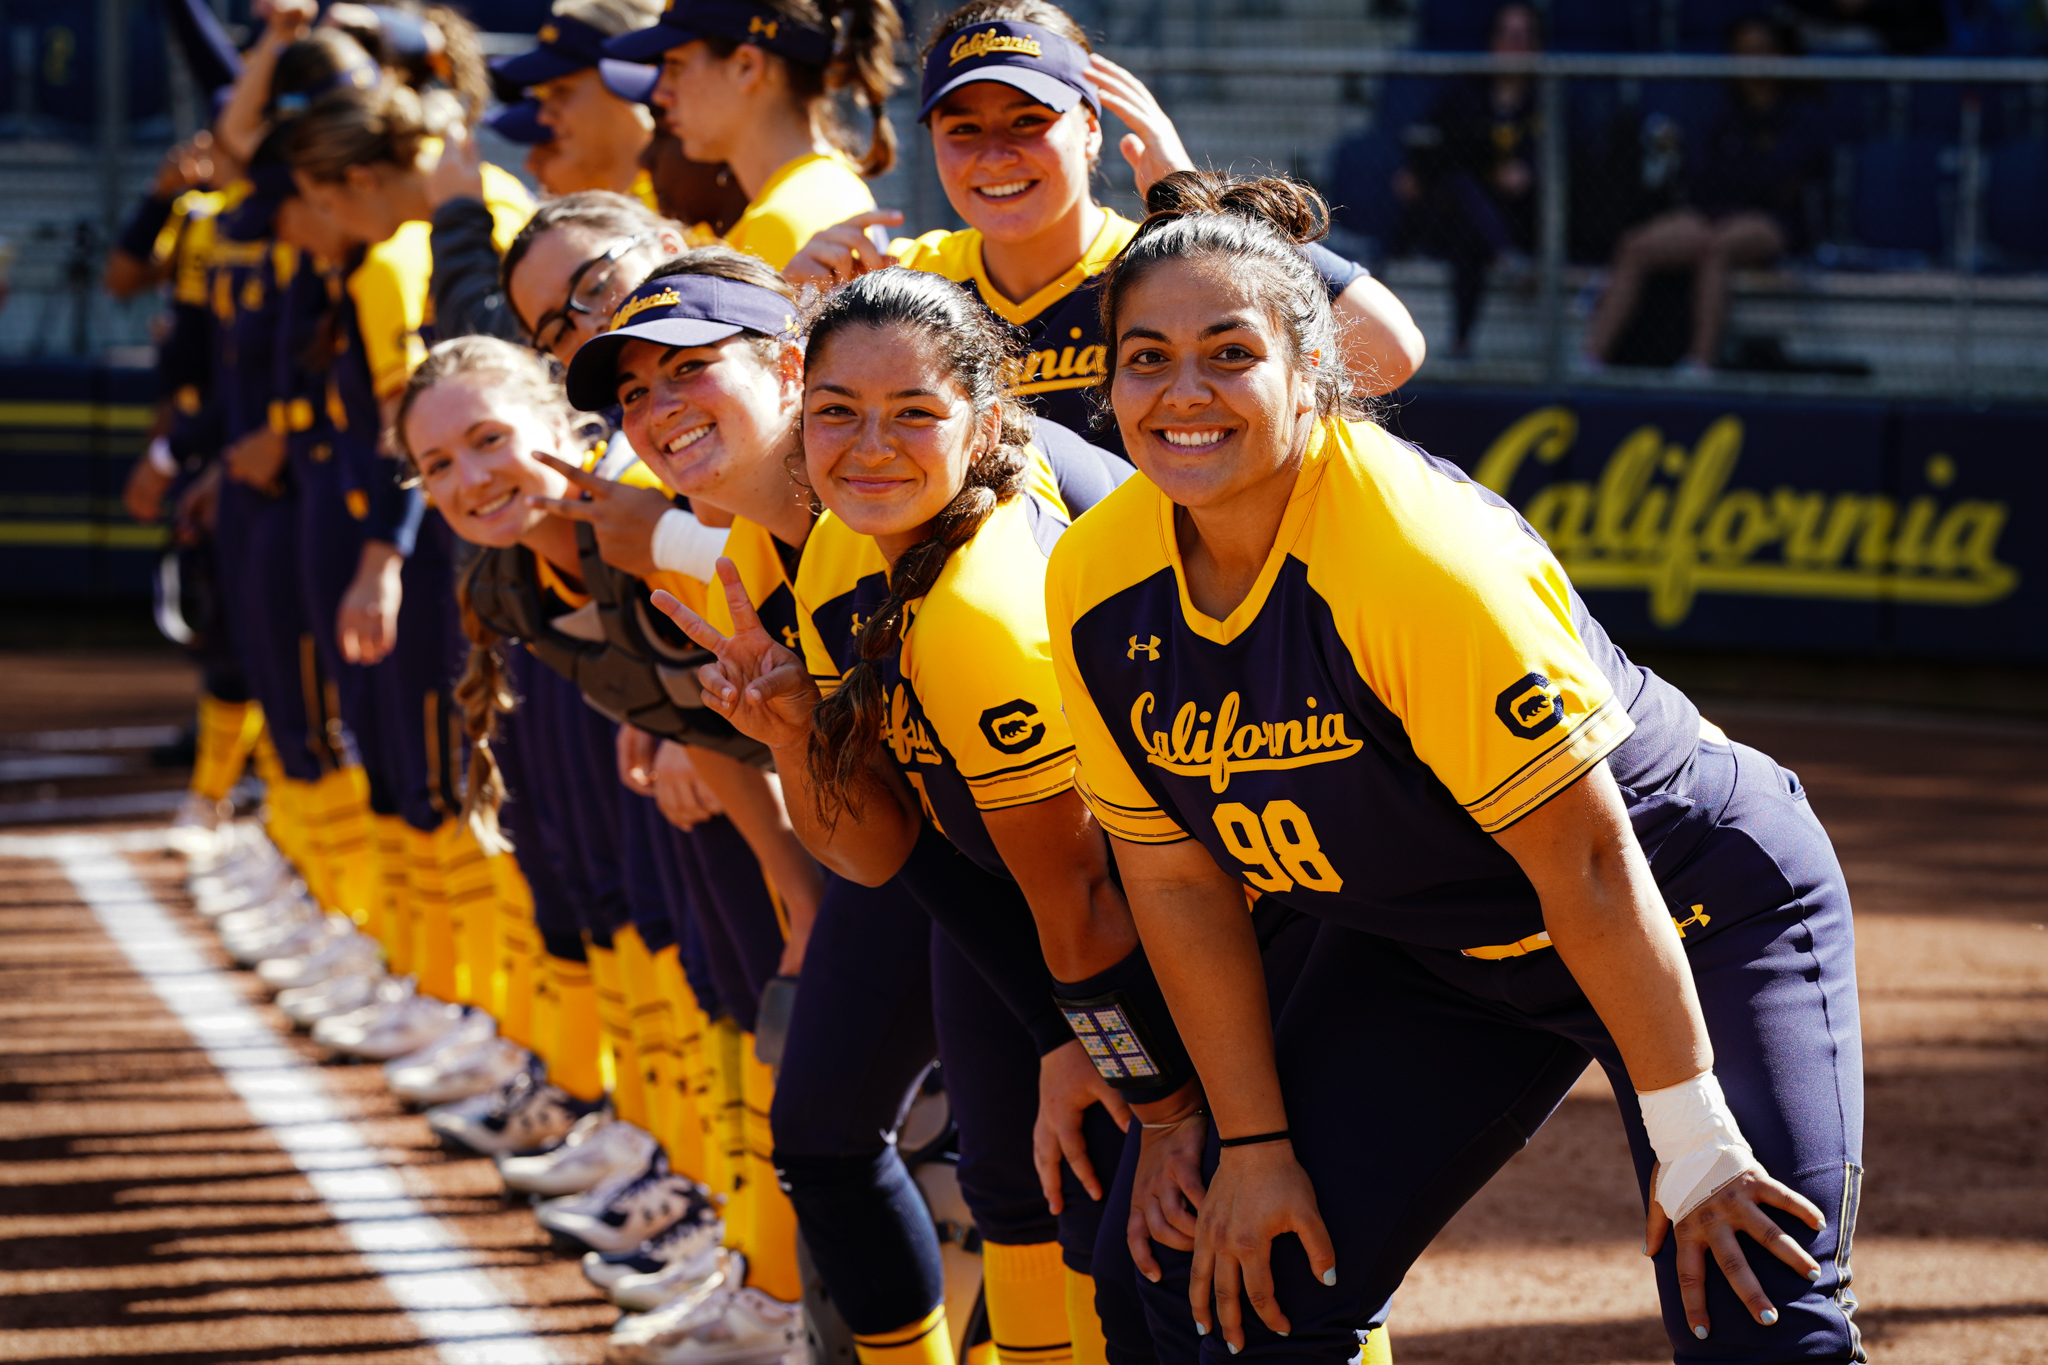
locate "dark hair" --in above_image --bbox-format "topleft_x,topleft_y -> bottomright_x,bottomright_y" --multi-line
1096,169 -> 1358,422
799,268 -> 1031,824
702,0 -> 903,178
270,29 -> 378,117
284,80 -> 445,181
922,0 -> 1090,58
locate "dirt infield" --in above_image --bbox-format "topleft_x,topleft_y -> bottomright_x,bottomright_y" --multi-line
1,651 -> 2044,1364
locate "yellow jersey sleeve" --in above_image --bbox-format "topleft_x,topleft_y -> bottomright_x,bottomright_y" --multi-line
903,497 -> 1077,812
1308,421 -> 1634,833
1044,480 -> 1190,845
480,163 -> 536,254
724,153 -> 875,271
349,222 -> 433,399
698,517 -> 781,640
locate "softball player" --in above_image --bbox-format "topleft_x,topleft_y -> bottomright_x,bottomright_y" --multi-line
487,0 -> 666,202
603,0 -> 899,270
785,1 -> 1425,459
1042,171 -> 1864,1365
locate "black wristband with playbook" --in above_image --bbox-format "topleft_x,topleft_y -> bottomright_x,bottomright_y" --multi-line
117,193 -> 179,263
1052,942 -> 1195,1105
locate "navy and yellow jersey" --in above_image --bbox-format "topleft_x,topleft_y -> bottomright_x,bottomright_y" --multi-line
326,236 -> 429,550
272,254 -> 343,481
350,222 -> 436,403
157,191 -> 227,458
478,161 -> 537,254
726,152 -> 875,272
794,489 -> 1078,880
698,515 -> 802,654
895,212 -> 1368,461
211,223 -> 300,448
1046,417 -> 1710,951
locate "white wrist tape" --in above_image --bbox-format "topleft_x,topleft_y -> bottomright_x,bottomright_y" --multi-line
651,508 -> 732,582
147,436 -> 178,478
1637,1069 -> 1757,1223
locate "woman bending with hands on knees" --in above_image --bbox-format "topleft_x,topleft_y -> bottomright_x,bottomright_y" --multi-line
579,255 -> 1144,1364
1042,170 -> 1864,1365
784,0 -> 1424,458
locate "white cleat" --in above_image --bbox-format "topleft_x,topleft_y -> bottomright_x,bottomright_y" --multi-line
323,996 -> 467,1061
583,1207 -> 727,1292
387,1035 -> 528,1107
194,864 -> 298,918
538,1154 -> 710,1255
384,1003 -> 497,1071
166,792 -> 229,861
499,1113 -> 658,1197
610,1236 -> 730,1312
277,966 -> 393,1025
310,981 -> 431,1051
428,1056 -> 589,1155
608,1274 -> 804,1365
222,904 -> 332,967
256,921 -> 376,990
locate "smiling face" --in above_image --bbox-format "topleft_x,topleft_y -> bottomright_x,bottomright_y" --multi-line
613,331 -> 800,501
532,68 -> 654,195
507,224 -> 675,366
929,80 -> 1100,247
1110,257 -> 1320,511
403,374 -> 574,548
802,323 -> 992,561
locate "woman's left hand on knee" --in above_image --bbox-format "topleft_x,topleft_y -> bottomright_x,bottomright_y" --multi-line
1647,1165 -> 1826,1339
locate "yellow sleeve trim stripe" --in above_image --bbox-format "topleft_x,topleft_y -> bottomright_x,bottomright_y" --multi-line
1465,695 -> 1636,834
965,747 -> 1077,811
1073,768 -> 1187,845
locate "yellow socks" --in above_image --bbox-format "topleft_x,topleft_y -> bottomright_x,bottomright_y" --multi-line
980,1241 -> 1072,1365
1063,1267 -> 1108,1365
373,815 -> 414,974
707,1016 -> 746,1245
305,767 -> 373,923
544,952 -> 605,1104
433,818 -> 499,1007
588,939 -> 649,1129
741,1043 -> 800,1302
660,956 -> 711,1182
489,856 -> 538,1051
192,694 -> 263,803
618,930 -> 680,1153
1361,1326 -> 1392,1364
857,1307 -> 955,1365
406,825 -> 456,1001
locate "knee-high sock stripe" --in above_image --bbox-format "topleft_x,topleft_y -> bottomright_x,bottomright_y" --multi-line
618,930 -> 679,1159
373,816 -> 414,974
981,1241 -> 1072,1365
434,818 -> 499,1008
406,826 -> 456,1002
491,863 -> 538,1051
587,942 -> 647,1129
658,950 -> 710,1183
192,694 -> 263,803
856,1306 -> 956,1365
545,953 -> 605,1104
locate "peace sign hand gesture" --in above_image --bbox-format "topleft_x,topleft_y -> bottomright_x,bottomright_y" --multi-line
527,451 -> 676,579
650,558 -> 821,752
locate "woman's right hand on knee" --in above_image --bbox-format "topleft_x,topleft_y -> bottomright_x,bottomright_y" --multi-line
1647,1162 -> 1826,1341
1127,1106 -> 1207,1283
1190,1140 -> 1336,1350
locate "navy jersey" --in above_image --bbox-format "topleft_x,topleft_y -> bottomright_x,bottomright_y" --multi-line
897,211 -> 1367,461
1047,417 -> 1719,952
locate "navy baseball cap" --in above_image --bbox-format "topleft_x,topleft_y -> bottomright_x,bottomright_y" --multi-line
484,97 -> 553,145
604,0 -> 833,66
565,272 -> 798,411
918,20 -> 1099,122
490,12 -> 662,99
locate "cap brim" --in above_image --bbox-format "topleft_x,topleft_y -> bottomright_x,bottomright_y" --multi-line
603,23 -> 701,62
918,67 -> 1088,121
564,317 -> 746,411
484,100 -> 552,145
599,58 -> 660,104
489,45 -> 590,86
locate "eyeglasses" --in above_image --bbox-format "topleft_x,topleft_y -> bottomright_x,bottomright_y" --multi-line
530,232 -> 658,355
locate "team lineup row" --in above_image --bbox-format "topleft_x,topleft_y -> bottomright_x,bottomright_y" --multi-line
116,2 -> 1866,1364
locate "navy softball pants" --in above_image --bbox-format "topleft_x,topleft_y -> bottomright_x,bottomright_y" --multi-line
217,479 -> 328,783
1135,741 -> 1865,1364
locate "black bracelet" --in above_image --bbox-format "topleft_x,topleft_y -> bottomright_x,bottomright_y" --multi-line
1217,1129 -> 1292,1149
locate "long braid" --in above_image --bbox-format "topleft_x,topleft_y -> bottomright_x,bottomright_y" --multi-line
796,267 -> 1033,825
453,560 -> 517,851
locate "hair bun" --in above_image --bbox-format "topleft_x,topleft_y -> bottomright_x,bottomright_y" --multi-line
1142,169 -> 1329,245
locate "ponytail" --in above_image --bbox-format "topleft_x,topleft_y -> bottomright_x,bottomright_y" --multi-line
797,268 -> 1031,823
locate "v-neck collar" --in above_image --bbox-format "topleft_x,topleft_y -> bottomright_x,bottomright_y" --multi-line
1156,420 -> 1334,646
969,209 -> 1136,326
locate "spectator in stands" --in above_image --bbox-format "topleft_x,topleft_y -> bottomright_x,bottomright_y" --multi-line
1391,2 -> 1540,359
1581,16 -> 1825,376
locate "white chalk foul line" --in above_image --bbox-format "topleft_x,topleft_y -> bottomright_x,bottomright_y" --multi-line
46,835 -> 562,1365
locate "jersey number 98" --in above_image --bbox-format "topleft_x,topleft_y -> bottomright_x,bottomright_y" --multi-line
1211,800 -> 1344,895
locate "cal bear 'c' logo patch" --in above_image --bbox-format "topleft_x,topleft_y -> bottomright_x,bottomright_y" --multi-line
978,699 -> 1045,755
1495,672 -> 1564,739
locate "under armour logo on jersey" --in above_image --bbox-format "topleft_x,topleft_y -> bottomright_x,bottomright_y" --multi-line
1128,635 -> 1160,661
779,626 -> 800,649
1674,904 -> 1712,937
749,15 -> 778,37
1495,672 -> 1564,739
979,699 -> 1045,755
849,612 -> 868,636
